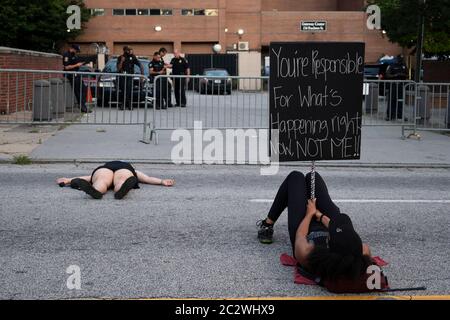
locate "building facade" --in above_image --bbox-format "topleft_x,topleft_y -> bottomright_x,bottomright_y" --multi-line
74,0 -> 401,66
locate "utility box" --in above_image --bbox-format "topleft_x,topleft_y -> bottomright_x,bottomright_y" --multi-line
63,78 -> 77,110
365,83 -> 379,113
49,78 -> 65,117
32,80 -> 52,121
416,85 -> 430,120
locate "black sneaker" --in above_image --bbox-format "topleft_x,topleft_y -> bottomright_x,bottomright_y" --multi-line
257,220 -> 274,244
71,178 -> 103,199
114,176 -> 138,200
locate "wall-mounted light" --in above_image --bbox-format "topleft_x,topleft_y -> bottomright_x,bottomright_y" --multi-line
154,25 -> 162,32
213,44 -> 222,53
237,29 -> 245,40
224,28 -> 229,33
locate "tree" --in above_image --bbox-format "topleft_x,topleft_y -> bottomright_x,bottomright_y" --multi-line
0,0 -> 90,53
368,0 -> 450,57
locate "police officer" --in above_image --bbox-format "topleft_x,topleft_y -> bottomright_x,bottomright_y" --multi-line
159,47 -> 173,108
170,50 -> 190,108
149,52 -> 168,110
63,44 -> 90,113
117,46 -> 144,110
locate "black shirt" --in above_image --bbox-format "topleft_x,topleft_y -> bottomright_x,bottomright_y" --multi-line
63,51 -> 80,71
117,54 -> 141,74
170,57 -> 190,75
149,59 -> 165,73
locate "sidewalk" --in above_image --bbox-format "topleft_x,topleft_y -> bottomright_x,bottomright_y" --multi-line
25,123 -> 450,167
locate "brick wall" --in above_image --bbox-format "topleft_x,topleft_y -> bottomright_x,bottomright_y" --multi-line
423,61 -> 450,83
0,47 -> 62,114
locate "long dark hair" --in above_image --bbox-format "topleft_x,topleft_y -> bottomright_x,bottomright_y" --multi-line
307,246 -> 373,281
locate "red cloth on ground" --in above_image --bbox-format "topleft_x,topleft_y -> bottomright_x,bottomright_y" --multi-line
280,253 -> 389,286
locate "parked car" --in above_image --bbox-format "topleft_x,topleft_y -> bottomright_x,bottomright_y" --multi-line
96,57 -> 152,108
196,69 -> 232,95
364,64 -> 385,80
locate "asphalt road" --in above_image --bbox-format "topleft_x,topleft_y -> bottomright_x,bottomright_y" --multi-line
0,164 -> 449,299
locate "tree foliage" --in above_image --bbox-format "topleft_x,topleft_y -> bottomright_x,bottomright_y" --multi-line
0,0 -> 90,52
368,0 -> 450,55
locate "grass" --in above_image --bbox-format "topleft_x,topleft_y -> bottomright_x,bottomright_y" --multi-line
12,155 -> 32,165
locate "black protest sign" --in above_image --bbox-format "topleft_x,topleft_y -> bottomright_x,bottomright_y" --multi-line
269,42 -> 365,162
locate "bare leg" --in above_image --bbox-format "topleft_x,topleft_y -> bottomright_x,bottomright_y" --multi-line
113,169 -> 134,192
92,169 -> 114,194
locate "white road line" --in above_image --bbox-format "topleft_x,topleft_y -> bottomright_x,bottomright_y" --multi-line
250,199 -> 450,204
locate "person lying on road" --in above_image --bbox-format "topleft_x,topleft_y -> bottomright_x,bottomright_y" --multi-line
56,161 -> 175,200
257,171 -> 373,284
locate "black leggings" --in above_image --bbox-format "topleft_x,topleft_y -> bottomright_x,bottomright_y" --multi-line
268,171 -> 341,250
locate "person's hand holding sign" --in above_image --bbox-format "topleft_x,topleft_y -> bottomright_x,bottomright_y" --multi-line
306,199 -> 317,218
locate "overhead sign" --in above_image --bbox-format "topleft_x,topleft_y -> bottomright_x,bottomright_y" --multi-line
301,21 -> 327,32
269,42 -> 365,162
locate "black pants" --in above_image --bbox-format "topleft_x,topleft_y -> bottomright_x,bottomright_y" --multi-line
67,75 -> 87,112
173,77 -> 187,106
268,171 -> 341,250
118,75 -> 134,109
155,77 -> 169,108
166,80 -> 173,106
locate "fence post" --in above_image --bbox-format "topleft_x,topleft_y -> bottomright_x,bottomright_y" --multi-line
141,76 -> 151,144
407,82 -> 422,140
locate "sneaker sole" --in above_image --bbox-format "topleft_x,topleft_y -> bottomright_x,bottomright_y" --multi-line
259,239 -> 273,244
114,176 -> 137,200
74,179 -> 103,199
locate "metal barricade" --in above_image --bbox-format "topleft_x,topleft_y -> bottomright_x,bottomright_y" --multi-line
144,75 -> 269,144
362,80 -> 417,138
412,82 -> 450,132
1,68 -> 449,144
0,69 -> 151,131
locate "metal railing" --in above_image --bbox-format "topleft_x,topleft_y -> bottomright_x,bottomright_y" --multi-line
412,82 -> 450,132
1,69 -> 449,145
144,75 -> 269,144
0,68 -> 152,127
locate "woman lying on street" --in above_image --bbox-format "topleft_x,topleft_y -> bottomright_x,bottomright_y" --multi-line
56,161 -> 175,200
257,171 -> 373,283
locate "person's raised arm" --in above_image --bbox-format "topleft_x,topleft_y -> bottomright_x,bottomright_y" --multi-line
149,67 -> 161,76
294,199 -> 316,265
56,176 -> 91,187
64,62 -> 83,71
135,170 -> 175,187
315,210 -> 331,229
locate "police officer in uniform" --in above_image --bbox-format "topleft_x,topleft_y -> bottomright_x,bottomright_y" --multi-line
170,50 -> 190,108
149,52 -> 168,110
63,44 -> 90,113
117,46 -> 144,110
159,48 -> 173,108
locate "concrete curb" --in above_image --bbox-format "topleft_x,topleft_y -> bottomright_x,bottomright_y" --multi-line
110,295 -> 450,301
1,158 -> 450,169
